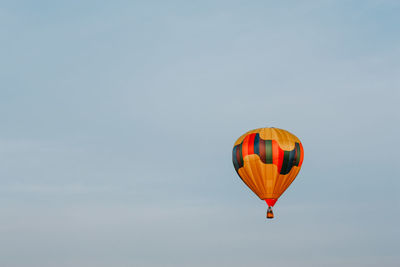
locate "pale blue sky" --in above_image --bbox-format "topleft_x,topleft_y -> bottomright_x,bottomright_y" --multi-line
0,0 -> 399,266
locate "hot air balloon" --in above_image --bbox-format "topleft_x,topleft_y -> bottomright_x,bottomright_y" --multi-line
232,127 -> 304,219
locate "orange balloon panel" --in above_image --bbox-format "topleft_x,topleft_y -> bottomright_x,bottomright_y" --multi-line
232,128 -> 304,204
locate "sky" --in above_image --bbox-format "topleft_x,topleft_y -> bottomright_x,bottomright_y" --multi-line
0,0 -> 399,266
